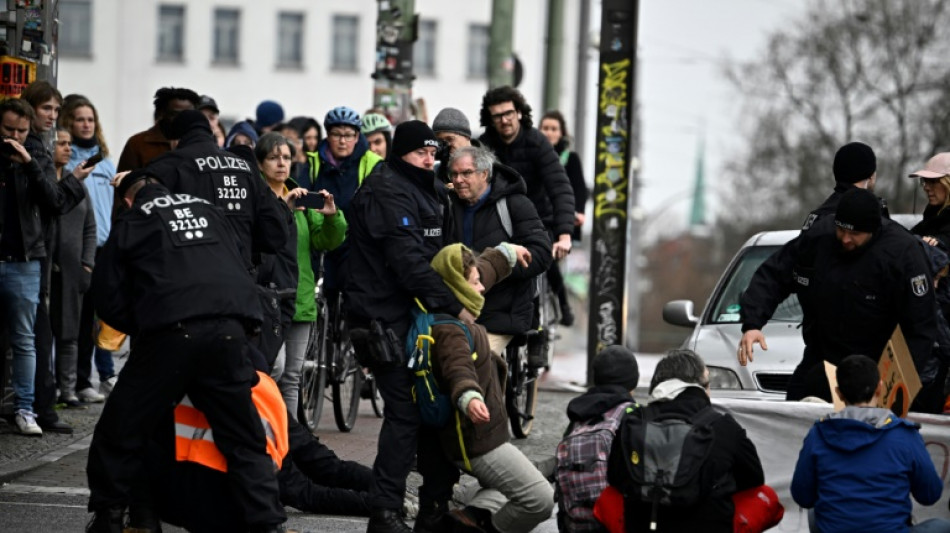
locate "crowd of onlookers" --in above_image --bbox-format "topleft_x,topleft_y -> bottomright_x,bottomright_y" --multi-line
4,82 -> 590,441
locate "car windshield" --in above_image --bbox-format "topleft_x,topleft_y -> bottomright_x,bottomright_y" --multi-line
708,245 -> 803,324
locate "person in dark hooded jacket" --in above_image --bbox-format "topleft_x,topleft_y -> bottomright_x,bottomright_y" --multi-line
791,354 -> 948,533
557,345 -> 639,532
445,145 -> 552,356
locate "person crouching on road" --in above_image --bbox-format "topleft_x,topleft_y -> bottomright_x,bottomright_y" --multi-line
791,354 -> 949,533
85,170 -> 287,533
427,242 -> 555,533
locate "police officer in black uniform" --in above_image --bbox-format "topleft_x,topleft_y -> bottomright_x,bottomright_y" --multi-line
738,188 -> 938,401
800,142 -> 887,235
145,110 -> 291,364
145,109 -> 288,268
345,121 -> 468,533
85,171 -> 287,533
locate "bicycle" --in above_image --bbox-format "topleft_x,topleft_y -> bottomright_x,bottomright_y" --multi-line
298,260 -> 365,432
504,274 -> 560,438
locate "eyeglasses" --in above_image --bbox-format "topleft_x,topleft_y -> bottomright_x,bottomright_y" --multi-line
328,132 -> 357,142
449,169 -> 481,180
490,109 -> 517,123
921,177 -> 944,188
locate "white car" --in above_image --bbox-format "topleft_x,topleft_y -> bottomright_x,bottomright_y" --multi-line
663,230 -> 801,399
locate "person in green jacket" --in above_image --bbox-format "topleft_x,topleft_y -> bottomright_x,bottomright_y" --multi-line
256,132 -> 347,418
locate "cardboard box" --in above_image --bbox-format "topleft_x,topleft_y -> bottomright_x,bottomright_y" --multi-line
824,326 -> 922,417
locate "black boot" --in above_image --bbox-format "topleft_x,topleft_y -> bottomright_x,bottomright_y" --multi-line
413,500 -> 449,533
559,301 -> 575,327
447,506 -> 497,533
86,506 -> 125,533
368,508 -> 413,533
128,504 -> 162,532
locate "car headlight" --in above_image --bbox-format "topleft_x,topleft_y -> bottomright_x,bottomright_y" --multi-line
707,366 -> 741,390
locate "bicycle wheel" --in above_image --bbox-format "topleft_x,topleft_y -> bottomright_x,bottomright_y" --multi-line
369,372 -> 384,418
505,342 -> 538,438
332,330 -> 364,432
298,309 -> 328,431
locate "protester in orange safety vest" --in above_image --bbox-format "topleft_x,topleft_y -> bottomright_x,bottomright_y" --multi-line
147,365 -> 380,532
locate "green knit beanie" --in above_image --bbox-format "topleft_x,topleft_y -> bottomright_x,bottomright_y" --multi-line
430,244 -> 484,317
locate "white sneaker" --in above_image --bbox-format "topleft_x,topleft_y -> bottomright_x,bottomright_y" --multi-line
99,376 -> 117,396
78,387 -> 105,403
15,409 -> 42,436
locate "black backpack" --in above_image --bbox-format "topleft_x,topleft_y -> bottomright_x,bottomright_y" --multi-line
607,404 -> 721,531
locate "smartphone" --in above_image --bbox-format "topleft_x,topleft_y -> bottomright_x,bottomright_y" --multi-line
0,138 -> 16,158
296,192 -> 326,210
82,151 -> 104,169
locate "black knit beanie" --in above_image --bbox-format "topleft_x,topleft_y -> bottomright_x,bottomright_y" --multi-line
592,345 -> 640,390
835,188 -> 881,233
390,120 -> 439,160
169,109 -> 212,140
833,142 -> 876,184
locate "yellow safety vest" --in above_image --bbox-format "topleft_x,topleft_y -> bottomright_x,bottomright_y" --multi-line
306,150 -> 382,186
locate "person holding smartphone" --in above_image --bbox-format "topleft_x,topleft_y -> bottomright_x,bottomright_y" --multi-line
61,95 -> 119,405
0,97 -> 86,436
255,132 -> 347,417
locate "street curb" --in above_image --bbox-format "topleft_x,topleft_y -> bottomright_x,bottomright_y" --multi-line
0,434 -> 92,485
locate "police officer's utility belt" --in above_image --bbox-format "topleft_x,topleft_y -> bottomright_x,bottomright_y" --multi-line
350,319 -> 402,368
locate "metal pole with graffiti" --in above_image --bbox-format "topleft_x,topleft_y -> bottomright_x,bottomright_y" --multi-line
586,0 -> 639,378
372,0 -> 416,124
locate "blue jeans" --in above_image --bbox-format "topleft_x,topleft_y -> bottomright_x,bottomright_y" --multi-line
0,260 -> 41,411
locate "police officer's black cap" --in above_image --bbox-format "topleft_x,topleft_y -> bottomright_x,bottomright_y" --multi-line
833,142 -> 876,184
168,109 -> 212,140
197,95 -> 219,114
835,188 -> 882,233
115,169 -> 156,200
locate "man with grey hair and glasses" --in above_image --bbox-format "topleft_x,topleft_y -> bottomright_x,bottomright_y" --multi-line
444,146 -> 552,358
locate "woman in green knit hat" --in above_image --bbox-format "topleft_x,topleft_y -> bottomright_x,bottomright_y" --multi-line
426,242 -> 555,533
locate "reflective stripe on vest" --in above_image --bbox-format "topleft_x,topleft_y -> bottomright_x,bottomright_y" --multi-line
306,150 -> 382,187
174,371 -> 289,473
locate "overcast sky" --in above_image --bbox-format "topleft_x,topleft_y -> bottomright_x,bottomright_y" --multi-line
629,0 -> 803,238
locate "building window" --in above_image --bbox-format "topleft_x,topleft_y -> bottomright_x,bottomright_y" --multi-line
414,20 -> 436,77
59,0 -> 92,57
331,15 -> 359,72
213,8 -> 241,65
467,24 -> 490,79
157,5 -> 185,62
277,12 -> 304,69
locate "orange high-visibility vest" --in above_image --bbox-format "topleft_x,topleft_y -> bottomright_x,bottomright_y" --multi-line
174,371 -> 289,473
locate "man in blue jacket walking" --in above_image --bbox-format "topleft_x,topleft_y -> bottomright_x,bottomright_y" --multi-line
791,354 -> 949,533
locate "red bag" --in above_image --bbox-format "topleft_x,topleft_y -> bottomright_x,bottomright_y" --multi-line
733,484 -> 785,533
594,484 -> 784,533
592,485 -> 625,533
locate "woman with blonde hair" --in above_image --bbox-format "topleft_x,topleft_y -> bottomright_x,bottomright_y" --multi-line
60,95 -> 117,403
909,153 -> 950,247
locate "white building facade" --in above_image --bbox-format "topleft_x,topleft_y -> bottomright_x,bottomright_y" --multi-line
56,0 -> 589,156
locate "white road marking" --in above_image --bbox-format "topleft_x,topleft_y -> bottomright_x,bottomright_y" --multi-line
0,484 -> 90,496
